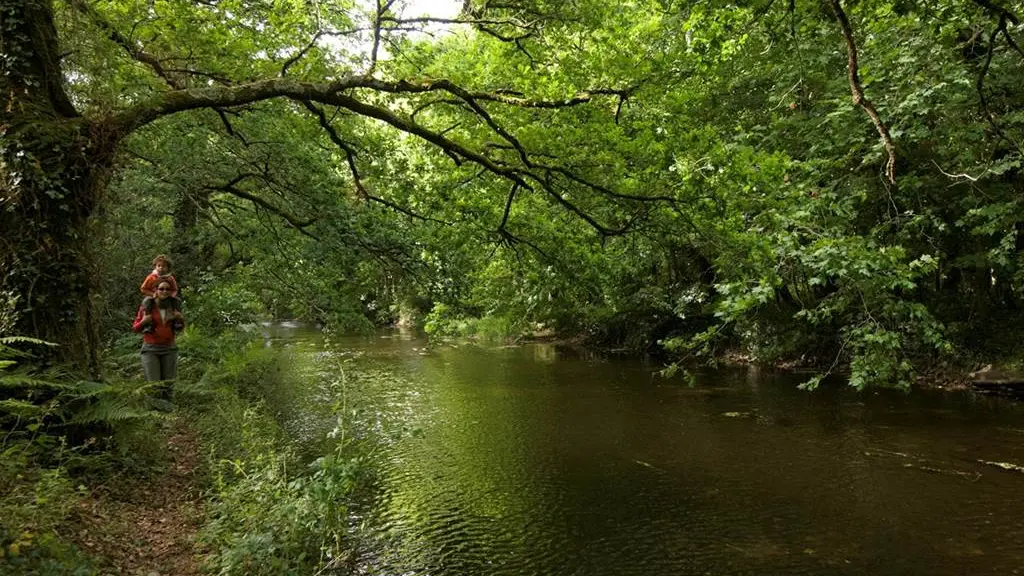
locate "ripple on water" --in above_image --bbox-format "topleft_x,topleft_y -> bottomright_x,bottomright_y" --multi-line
270,331 -> 1024,576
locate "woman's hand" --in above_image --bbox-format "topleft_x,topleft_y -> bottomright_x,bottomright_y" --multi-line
172,311 -> 183,320
141,314 -> 153,325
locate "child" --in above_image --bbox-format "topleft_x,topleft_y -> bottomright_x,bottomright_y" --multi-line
140,254 -> 182,333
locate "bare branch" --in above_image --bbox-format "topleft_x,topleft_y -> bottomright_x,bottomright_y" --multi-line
476,24 -> 532,43
207,177 -> 319,238
976,15 -> 1023,153
116,76 -> 633,132
369,0 -> 399,73
324,92 -> 624,235
162,68 -> 233,85
380,15 -> 536,28
109,68 -> 638,236
829,0 -> 898,184
542,164 -> 679,204
214,108 -> 246,143
931,160 -> 987,182
498,183 -> 518,230
494,226 -> 551,260
972,0 -> 1020,25
410,98 -> 472,122
974,1 -> 1024,62
362,78 -> 635,109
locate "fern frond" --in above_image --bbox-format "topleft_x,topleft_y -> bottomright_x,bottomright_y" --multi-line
63,397 -> 167,426
0,336 -> 56,347
67,380 -> 166,400
117,380 -> 168,398
0,374 -> 72,390
64,381 -> 110,400
0,346 -> 33,361
0,398 -> 43,416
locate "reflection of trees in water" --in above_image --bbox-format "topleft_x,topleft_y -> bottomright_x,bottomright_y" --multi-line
339,335 -> 1024,576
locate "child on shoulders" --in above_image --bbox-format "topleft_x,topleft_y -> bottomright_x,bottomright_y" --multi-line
140,254 -> 182,333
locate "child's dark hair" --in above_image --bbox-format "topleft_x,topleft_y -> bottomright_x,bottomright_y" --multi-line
152,254 -> 172,268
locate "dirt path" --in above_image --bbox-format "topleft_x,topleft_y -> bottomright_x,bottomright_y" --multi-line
73,422 -> 205,575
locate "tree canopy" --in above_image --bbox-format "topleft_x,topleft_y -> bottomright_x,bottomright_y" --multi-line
2,0 -> 1023,386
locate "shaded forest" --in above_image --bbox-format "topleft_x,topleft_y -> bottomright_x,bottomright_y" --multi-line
3,0 -> 1024,571
5,0 -> 1024,388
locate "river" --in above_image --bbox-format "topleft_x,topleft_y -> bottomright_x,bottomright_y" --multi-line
265,324 -> 1024,576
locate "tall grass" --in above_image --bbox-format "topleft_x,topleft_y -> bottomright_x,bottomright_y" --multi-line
177,328 -> 370,575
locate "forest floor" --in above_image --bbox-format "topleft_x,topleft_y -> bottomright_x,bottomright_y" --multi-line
71,421 -> 205,575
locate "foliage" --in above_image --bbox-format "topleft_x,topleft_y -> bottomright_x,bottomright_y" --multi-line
200,409 -> 365,576
0,336 -> 169,574
0,448 -> 95,576
403,0 -> 1024,387
174,328 -> 370,575
6,0 -> 1024,389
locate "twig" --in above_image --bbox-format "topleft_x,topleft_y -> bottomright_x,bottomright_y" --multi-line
931,160 -> 986,182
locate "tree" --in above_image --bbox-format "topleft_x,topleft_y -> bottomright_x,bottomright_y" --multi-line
0,0 -> 642,374
5,0 -> 1022,387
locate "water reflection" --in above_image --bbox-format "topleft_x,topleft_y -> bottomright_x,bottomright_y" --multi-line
269,326 -> 1024,576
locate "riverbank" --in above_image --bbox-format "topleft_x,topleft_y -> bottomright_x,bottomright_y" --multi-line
8,322 -> 1023,573
517,330 -> 1024,397
1,326 -> 369,575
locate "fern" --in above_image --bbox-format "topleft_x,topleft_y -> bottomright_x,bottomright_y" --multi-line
1,335 -> 165,443
68,380 -> 165,400
0,336 -> 55,347
64,397 -> 169,426
0,375 -> 71,391
0,398 -> 43,417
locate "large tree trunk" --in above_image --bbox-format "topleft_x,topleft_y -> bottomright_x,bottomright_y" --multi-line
1,0 -> 117,377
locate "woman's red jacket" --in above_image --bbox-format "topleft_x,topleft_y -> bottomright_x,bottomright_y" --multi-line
132,305 -> 183,346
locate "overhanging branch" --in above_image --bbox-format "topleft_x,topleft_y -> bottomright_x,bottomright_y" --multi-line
296,99 -> 451,224
321,92 -> 625,236
109,67 -> 640,237
207,177 -> 319,238
829,0 -> 897,184
69,0 -> 182,88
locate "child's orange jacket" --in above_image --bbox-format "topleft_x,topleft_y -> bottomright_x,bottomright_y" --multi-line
140,272 -> 178,297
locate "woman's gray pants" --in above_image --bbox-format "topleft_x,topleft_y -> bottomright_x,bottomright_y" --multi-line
140,350 -> 178,381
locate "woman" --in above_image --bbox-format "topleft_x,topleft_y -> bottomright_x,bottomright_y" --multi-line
132,280 -> 185,381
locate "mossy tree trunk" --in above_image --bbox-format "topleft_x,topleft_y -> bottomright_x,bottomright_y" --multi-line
1,0 -> 119,376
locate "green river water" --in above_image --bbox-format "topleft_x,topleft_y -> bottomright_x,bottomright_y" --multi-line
265,323 -> 1024,576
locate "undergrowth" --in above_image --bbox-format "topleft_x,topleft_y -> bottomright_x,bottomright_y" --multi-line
0,336 -> 169,574
2,323 -> 372,575
176,328 -> 370,575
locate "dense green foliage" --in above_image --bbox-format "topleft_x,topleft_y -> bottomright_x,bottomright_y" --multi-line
4,2 -> 1024,569
4,1 -> 1024,383
1,321 -> 372,574
0,334 -> 166,572
178,328 -> 370,575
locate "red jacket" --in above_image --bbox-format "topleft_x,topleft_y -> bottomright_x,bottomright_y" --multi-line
132,303 -> 183,346
140,272 -> 178,297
